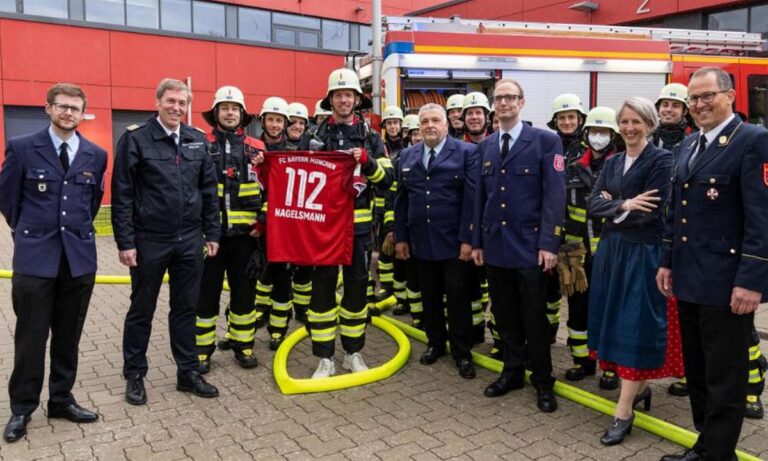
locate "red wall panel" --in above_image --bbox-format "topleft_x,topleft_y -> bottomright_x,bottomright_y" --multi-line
1,22 -> 110,85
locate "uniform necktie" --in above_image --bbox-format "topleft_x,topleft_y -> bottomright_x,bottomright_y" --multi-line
689,135 -> 706,169
501,133 -> 511,160
170,132 -> 178,145
427,149 -> 436,169
59,142 -> 69,173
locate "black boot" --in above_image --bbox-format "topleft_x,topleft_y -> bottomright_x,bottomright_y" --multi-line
600,414 -> 634,446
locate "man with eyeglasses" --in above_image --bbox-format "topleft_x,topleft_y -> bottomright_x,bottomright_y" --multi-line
0,83 -> 107,442
657,66 -> 768,461
471,78 -> 565,413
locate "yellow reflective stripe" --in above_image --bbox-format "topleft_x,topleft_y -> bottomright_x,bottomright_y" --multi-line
410,302 -> 423,313
238,182 -> 261,197
340,306 -> 368,320
383,210 -> 394,224
546,313 -> 560,323
271,301 -> 293,313
196,316 -> 217,328
749,346 -> 762,361
748,369 -> 761,383
377,157 -> 392,168
292,281 -> 312,291
308,307 -> 339,323
568,205 -> 586,223
406,289 -> 420,298
471,300 -> 482,311
228,211 -> 258,224
196,331 -> 216,345
228,329 -> 255,341
378,261 -> 394,271
255,295 -> 272,305
568,328 -> 588,340
217,183 -> 224,197
393,280 -> 406,289
374,197 -> 385,207
389,181 -> 397,193
565,234 -> 582,243
228,311 -> 256,325
379,274 -> 394,283
310,327 -> 336,342
256,281 -> 273,291
547,299 -> 562,310
354,209 -> 373,223
572,344 -> 589,358
261,202 -> 268,213
367,164 -> 385,183
472,312 -> 485,325
590,237 -> 600,254
340,324 -> 366,338
270,316 -> 288,328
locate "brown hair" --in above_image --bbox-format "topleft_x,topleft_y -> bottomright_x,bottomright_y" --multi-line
155,78 -> 192,102
495,78 -> 525,98
46,83 -> 87,110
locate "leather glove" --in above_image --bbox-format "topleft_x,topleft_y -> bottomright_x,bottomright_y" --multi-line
381,236 -> 395,256
557,250 -> 574,297
565,242 -> 589,293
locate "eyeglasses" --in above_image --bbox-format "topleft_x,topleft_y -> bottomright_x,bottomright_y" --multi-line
51,103 -> 83,115
493,94 -> 523,103
685,90 -> 728,106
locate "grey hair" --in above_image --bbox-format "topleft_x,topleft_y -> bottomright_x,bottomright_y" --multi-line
690,66 -> 734,91
618,97 -> 659,135
419,103 -> 447,122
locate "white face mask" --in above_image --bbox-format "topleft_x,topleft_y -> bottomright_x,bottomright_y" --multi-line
588,132 -> 611,151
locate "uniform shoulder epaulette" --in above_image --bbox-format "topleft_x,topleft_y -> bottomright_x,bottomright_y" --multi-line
126,124 -> 143,131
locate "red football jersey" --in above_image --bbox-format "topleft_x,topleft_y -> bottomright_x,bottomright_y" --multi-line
264,151 -> 357,265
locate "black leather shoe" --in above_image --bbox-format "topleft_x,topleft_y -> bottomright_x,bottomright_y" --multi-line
484,374 -> 524,397
536,388 -> 558,413
457,358 -> 476,379
47,402 -> 98,423
3,415 -> 30,443
659,449 -> 702,461
125,376 -> 147,405
419,346 -> 446,365
177,371 -> 219,398
600,413 -> 634,445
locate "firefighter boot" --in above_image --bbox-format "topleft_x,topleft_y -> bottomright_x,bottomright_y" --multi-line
746,395 -> 764,419
199,354 -> 212,375
668,378 -> 689,397
233,348 -> 258,369
599,371 -> 620,390
269,333 -> 285,351
565,362 -> 596,382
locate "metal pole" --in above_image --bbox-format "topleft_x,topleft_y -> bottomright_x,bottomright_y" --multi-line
371,0 -> 382,115
186,76 -> 193,126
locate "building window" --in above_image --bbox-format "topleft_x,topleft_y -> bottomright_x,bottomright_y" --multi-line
272,12 -> 320,47
359,25 -> 372,51
750,5 -> 768,34
160,0 -> 191,32
238,7 -> 270,42
193,0 -> 225,36
322,19 -> 349,51
86,0 -> 125,25
747,75 -> 768,127
127,0 -> 158,28
23,0 -> 68,18
0,0 -> 16,12
273,12 -> 320,30
708,8 -> 748,32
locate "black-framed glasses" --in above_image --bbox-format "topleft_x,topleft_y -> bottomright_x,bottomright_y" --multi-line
493,94 -> 523,103
51,103 -> 83,115
685,90 -> 728,106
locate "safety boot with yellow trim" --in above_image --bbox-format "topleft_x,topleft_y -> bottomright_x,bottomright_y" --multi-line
599,371 -> 619,390
668,377 -> 689,397
269,333 -> 284,351
233,348 -> 258,369
745,395 -> 764,419
199,354 -> 212,375
565,363 -> 596,382
218,338 -> 232,351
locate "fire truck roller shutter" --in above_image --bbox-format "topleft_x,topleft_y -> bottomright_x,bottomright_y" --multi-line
501,70 -> 590,129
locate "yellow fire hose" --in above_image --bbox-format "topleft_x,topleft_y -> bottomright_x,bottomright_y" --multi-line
382,315 -> 761,461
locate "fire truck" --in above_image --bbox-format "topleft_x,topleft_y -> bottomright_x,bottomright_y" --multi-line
352,16 -> 768,129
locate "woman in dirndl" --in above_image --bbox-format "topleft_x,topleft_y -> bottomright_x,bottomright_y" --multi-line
587,96 -> 684,446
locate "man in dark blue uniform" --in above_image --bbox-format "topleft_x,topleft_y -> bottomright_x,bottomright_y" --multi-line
112,78 -> 220,405
394,103 -> 478,379
657,66 -> 768,461
0,83 -> 107,442
472,78 -> 565,413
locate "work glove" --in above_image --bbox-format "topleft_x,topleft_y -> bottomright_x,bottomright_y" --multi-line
381,233 -> 395,256
557,250 -> 574,297
566,242 -> 589,293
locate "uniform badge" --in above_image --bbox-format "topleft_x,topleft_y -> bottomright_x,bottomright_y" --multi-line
38,182 -> 47,192
718,135 -> 727,145
483,161 -> 492,167
82,171 -> 93,177
764,163 -> 768,187
706,188 -> 719,200
553,154 -> 565,172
